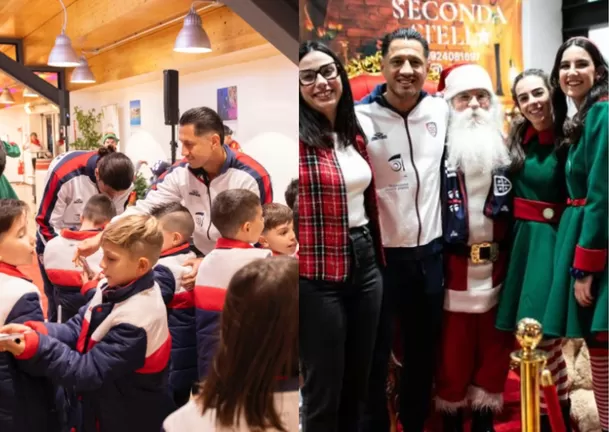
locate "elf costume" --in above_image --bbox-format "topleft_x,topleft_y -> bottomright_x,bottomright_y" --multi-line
0,140 -> 21,199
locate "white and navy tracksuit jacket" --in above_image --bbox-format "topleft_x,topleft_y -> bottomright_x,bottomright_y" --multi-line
355,85 -> 448,249
157,244 -> 197,393
43,229 -> 103,322
16,271 -> 175,432
0,263 -> 59,432
35,151 -> 131,253
115,145 -> 273,255
194,238 -> 271,377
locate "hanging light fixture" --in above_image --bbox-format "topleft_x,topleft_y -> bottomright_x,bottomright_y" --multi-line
71,55 -> 96,83
0,88 -> 16,104
23,88 -> 39,98
48,0 -> 80,67
174,4 -> 212,53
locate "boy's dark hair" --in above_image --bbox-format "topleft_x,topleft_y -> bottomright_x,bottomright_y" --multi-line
0,199 -> 28,236
82,194 -> 117,227
381,28 -> 429,58
150,202 -> 195,241
96,148 -> 134,192
262,203 -> 293,233
211,189 -> 261,239
284,178 -> 297,210
292,197 -> 298,240
223,125 -> 233,136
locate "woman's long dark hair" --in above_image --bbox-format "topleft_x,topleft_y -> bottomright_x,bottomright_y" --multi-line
95,147 -> 134,191
507,69 -> 552,171
197,257 -> 298,431
550,37 -> 608,149
299,40 -> 365,148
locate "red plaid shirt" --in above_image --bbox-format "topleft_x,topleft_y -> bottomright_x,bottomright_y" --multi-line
299,135 -> 385,282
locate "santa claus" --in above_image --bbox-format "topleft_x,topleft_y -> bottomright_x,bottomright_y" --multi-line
435,63 -> 515,432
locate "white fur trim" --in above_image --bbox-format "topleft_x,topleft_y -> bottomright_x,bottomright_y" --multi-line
444,284 -> 501,313
443,64 -> 494,101
435,396 -> 468,413
469,385 -> 504,412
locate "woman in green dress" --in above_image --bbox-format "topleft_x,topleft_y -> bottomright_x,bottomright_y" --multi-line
544,37 -> 608,432
0,140 -> 21,199
495,69 -> 571,430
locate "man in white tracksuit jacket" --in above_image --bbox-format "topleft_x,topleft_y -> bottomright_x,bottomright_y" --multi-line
355,28 -> 449,432
76,107 -> 273,287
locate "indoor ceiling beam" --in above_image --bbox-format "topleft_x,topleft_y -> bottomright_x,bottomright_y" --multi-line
220,0 -> 298,65
0,52 -> 60,104
0,37 -> 23,64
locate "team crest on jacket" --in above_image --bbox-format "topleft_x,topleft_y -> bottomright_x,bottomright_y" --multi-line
195,212 -> 205,229
426,122 -> 438,137
493,175 -> 512,196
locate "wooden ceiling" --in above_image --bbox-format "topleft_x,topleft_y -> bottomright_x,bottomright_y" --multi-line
0,0 -> 272,96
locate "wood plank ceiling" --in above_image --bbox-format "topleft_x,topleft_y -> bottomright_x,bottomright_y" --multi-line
0,0 -> 272,98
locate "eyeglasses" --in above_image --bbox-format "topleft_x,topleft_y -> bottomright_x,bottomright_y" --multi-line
454,91 -> 491,105
299,62 -> 339,86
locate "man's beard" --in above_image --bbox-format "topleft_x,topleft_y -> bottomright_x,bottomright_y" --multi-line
446,104 -> 511,174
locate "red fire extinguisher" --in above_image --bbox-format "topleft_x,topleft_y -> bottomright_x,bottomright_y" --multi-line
18,160 -> 24,175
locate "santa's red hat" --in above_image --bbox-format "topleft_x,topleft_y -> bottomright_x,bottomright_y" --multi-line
437,63 -> 494,101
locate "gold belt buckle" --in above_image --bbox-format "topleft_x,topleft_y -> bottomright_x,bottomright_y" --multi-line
470,242 -> 499,264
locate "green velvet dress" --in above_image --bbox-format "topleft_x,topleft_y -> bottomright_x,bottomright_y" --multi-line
496,127 -> 565,331
0,140 -> 20,199
543,101 -> 608,338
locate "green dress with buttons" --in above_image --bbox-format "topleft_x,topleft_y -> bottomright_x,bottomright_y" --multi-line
496,128 -> 565,332
543,101 -> 608,338
0,140 -> 20,199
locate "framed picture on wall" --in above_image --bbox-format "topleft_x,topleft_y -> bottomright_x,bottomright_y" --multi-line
130,100 -> 141,126
217,86 -> 237,121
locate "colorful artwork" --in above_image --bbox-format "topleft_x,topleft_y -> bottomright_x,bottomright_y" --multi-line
130,100 -> 141,126
217,86 -> 238,121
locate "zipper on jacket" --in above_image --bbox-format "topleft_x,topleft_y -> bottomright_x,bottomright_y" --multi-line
403,113 -> 423,246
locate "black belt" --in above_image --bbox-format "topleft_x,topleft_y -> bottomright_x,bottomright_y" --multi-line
445,242 -> 507,264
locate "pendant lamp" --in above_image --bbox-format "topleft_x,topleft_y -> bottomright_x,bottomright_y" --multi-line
48,0 -> 80,67
71,56 -> 96,83
0,88 -> 16,105
23,88 -> 39,98
174,6 -> 212,53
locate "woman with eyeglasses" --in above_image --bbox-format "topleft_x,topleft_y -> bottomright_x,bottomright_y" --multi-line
299,40 -> 385,432
544,37 -> 608,432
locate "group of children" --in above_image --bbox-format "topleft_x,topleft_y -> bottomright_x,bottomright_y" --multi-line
0,179 -> 298,432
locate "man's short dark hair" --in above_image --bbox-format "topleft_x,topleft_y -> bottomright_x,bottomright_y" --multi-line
284,178 -> 297,210
151,202 -> 195,240
223,125 -> 233,136
381,28 -> 429,58
180,107 -> 225,143
82,194 -> 117,226
0,199 -> 27,236
262,203 -> 293,233
211,189 -> 261,239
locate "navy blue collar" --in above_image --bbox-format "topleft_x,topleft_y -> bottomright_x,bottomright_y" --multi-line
85,152 -> 100,185
102,270 -> 155,303
358,83 -> 427,116
187,145 -> 235,183
160,243 -> 191,258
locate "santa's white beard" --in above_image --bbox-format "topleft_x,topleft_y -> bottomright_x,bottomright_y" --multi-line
446,105 -> 511,174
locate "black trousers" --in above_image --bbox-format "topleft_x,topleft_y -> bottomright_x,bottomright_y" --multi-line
300,225 -> 383,432
361,240 -> 445,432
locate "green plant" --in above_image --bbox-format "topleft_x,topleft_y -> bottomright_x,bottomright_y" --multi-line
71,106 -> 103,150
133,172 -> 149,200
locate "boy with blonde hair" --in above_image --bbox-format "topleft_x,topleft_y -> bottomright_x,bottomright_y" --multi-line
194,189 -> 271,378
0,199 -> 59,432
0,215 -> 175,432
150,202 -> 197,407
260,203 -> 297,256
44,194 -> 116,322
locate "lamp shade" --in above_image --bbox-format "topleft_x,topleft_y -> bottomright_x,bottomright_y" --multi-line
0,88 -> 15,104
71,56 -> 96,83
48,32 -> 80,67
23,88 -> 39,98
174,8 -> 212,53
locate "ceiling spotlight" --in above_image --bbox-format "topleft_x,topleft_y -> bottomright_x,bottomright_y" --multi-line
174,6 -> 212,53
23,88 -> 39,98
47,0 -> 80,67
71,56 -> 96,83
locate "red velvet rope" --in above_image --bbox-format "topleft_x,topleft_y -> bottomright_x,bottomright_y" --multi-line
541,378 -> 566,432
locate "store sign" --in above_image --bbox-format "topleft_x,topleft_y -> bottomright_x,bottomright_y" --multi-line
300,0 -> 523,105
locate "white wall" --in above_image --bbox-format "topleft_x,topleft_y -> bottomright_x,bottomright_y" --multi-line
522,0 -> 563,71
589,25 -> 609,61
70,53 -> 298,204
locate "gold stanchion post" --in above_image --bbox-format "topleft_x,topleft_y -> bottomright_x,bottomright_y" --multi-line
510,318 -> 548,432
